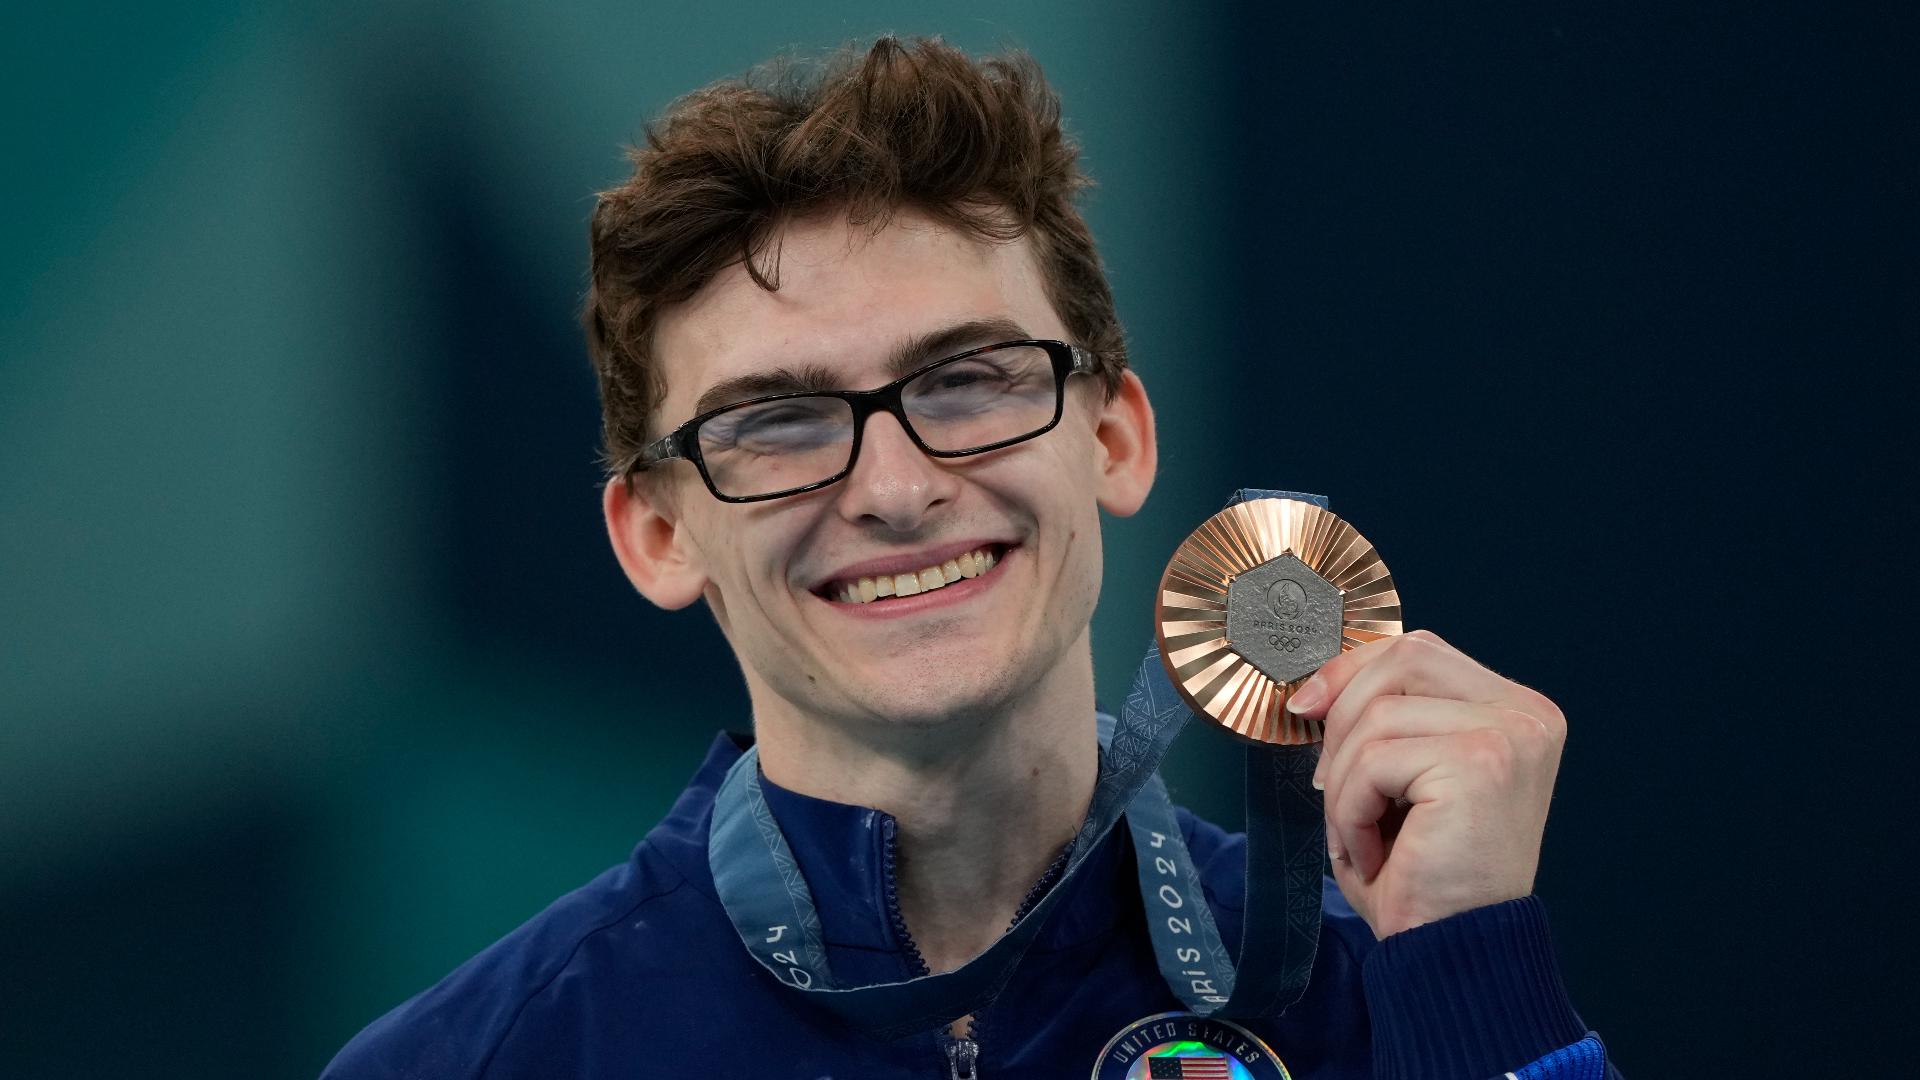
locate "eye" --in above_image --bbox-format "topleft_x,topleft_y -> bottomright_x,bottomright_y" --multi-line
906,348 -> 1053,416
701,398 -> 850,454
926,364 -> 1007,393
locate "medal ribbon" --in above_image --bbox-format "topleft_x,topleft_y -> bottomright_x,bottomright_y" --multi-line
707,489 -> 1327,1040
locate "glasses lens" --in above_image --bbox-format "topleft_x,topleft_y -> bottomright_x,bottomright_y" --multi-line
696,394 -> 856,498
903,344 -> 1060,453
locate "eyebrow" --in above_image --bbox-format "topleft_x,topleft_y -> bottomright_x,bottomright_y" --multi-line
689,316 -> 1033,418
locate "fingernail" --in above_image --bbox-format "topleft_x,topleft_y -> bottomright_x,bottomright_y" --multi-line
1287,676 -> 1325,714
1311,773 -> 1324,791
1326,834 -> 1342,861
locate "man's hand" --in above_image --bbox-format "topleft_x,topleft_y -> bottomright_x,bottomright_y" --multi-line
1285,629 -> 1566,940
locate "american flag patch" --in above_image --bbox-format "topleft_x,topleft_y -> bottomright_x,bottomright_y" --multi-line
1147,1055 -> 1232,1079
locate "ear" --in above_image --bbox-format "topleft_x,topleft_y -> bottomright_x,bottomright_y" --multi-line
1092,369 -> 1157,517
603,476 -> 709,609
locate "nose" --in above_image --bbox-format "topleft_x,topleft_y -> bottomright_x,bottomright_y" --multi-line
832,410 -> 957,533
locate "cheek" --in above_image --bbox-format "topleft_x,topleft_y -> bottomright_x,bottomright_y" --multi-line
1049,489 -> 1105,614
685,515 -> 795,631
1070,521 -> 1104,606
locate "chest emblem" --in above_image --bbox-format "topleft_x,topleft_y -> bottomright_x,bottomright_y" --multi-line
1092,1012 -> 1290,1079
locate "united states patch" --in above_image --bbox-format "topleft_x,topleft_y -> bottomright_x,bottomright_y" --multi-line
1093,1013 -> 1288,1079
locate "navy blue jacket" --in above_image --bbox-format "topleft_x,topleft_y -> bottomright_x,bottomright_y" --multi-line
323,732 -> 1618,1078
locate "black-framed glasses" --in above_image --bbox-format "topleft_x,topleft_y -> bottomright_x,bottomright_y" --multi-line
632,339 -> 1096,503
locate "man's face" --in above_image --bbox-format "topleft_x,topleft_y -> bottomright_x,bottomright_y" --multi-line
628,209 -> 1145,732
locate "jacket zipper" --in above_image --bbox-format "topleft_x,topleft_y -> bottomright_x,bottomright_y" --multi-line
882,816 -> 1075,1079
944,1037 -> 980,1080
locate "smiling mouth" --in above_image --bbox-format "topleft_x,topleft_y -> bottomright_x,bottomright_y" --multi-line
818,544 -> 1010,605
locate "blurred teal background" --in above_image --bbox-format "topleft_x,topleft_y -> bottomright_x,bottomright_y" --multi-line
4,2 -> 1908,1076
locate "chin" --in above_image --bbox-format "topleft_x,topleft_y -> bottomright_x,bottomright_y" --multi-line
848,666 -> 1024,732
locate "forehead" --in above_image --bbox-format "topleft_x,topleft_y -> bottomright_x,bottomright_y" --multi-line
651,209 -> 1064,420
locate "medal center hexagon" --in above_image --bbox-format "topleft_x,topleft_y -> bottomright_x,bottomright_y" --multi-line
1225,551 -> 1344,685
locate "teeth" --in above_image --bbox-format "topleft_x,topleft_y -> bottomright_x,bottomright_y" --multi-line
828,546 -> 1002,604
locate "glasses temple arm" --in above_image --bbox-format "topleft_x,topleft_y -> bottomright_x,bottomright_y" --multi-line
634,430 -> 685,468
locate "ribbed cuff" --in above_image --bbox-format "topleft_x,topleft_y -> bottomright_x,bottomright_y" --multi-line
1362,896 -> 1588,1080
1512,1037 -> 1609,1080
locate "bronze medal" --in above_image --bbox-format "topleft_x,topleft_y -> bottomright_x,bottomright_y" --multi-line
1154,497 -> 1403,745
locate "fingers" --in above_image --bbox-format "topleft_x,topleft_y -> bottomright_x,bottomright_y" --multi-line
1314,693 -> 1515,796
1320,702 -> 1562,883
1294,630 -> 1561,788
1322,734 -> 1453,882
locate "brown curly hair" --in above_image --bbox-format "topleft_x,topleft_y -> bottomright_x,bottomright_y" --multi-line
582,35 -> 1129,483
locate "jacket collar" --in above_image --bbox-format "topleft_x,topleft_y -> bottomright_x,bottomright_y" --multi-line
686,730 -> 1130,981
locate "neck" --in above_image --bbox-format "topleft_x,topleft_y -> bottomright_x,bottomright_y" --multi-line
752,636 -> 1100,974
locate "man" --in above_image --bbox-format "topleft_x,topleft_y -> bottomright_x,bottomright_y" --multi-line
325,36 -> 1618,1079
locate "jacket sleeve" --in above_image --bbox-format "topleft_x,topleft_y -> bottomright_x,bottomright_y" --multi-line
1360,896 -> 1625,1080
